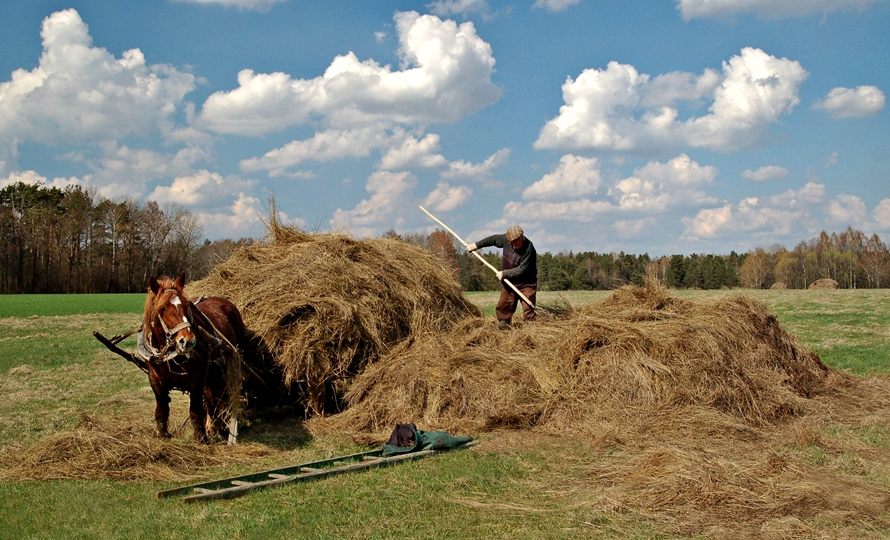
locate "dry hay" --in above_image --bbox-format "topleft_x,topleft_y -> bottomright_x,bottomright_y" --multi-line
308,279 -> 890,537
313,279 -> 831,438
809,278 -> 840,289
0,413 -> 272,482
770,281 -> 787,289
188,215 -> 481,415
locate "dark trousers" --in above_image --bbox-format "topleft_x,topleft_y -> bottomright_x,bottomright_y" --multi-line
496,285 -> 537,323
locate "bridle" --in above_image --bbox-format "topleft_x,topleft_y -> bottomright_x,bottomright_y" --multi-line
140,288 -> 196,363
156,290 -> 193,339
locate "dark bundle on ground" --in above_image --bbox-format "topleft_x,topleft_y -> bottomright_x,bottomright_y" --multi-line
0,413 -> 272,481
311,279 -> 832,439
188,215 -> 481,415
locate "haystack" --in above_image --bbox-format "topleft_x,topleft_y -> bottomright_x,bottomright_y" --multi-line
809,278 -> 839,289
188,216 -> 481,415
770,281 -> 787,289
312,280 -> 832,441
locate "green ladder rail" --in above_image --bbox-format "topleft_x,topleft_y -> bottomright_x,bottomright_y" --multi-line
157,442 -> 478,503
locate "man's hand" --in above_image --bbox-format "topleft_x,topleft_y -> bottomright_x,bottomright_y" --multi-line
496,270 -> 504,280
466,242 -> 477,252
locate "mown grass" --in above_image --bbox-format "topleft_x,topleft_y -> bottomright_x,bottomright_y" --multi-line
1,288 -> 889,539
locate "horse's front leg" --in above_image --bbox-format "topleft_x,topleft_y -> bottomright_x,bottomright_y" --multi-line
189,383 -> 209,444
148,369 -> 172,438
154,392 -> 172,438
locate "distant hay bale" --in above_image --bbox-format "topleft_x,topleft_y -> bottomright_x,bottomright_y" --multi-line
311,280 -> 831,440
188,214 -> 481,415
770,281 -> 787,290
809,278 -> 839,289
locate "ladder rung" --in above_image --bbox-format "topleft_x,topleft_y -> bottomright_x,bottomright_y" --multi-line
300,467 -> 323,473
231,480 -> 254,486
268,473 -> 290,480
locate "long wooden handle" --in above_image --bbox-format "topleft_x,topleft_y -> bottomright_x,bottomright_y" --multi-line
419,206 -> 535,311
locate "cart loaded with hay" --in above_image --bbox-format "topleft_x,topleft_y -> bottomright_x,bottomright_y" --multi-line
94,212 -> 483,444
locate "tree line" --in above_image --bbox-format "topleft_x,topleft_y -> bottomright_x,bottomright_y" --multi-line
0,182 -> 248,294
393,226 -> 889,291
2,182 -> 888,294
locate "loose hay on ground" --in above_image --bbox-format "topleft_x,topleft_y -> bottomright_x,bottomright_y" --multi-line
0,413 -> 272,482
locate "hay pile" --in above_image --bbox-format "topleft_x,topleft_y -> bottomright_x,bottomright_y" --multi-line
311,280 -> 832,439
188,217 -> 481,415
0,413 -> 271,481
306,280 -> 890,536
809,278 -> 840,289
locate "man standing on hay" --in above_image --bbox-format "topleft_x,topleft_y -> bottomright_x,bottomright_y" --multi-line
467,225 -> 537,329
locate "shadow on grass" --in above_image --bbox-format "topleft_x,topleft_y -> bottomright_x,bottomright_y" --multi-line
239,406 -> 313,450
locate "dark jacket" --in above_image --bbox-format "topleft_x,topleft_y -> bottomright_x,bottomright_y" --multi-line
475,234 -> 537,288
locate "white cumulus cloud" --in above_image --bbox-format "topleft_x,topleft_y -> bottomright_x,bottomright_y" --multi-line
378,134 -> 448,171
611,154 -> 719,211
198,11 -> 500,135
742,165 -> 790,181
149,169 -> 256,207
827,193 -> 869,226
330,171 -> 417,236
441,148 -> 511,179
502,198 -> 616,223
423,181 -> 474,212
613,217 -> 659,238
197,193 -> 267,239
239,127 -> 403,175
681,182 -> 826,240
814,85 -> 885,118
0,9 -> 195,148
500,154 -> 719,225
874,199 -> 890,230
535,48 -> 807,154
522,154 -> 602,202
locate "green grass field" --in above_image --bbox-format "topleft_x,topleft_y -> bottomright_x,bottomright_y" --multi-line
0,293 -> 144,318
1,289 -> 890,539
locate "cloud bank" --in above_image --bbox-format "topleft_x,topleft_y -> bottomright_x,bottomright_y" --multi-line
534,48 -> 807,155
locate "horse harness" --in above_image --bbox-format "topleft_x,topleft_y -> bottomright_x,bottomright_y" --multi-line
137,290 -> 235,374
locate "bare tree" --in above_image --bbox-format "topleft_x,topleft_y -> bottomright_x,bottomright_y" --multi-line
739,248 -> 773,289
861,234 -> 889,288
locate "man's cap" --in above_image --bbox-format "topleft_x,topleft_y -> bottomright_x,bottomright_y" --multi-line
506,225 -> 524,242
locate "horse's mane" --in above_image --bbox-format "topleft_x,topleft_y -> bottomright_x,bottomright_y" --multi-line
143,276 -> 191,326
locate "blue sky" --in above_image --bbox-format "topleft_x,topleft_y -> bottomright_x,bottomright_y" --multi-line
0,0 -> 887,256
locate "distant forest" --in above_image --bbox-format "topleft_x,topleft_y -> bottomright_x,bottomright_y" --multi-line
2,181 -> 888,294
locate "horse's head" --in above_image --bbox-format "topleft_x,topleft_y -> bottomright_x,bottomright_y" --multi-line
145,272 -> 196,356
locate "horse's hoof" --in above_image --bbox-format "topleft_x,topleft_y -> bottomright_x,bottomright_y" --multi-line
156,432 -> 172,439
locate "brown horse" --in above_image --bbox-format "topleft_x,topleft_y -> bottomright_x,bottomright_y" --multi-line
140,272 -> 245,444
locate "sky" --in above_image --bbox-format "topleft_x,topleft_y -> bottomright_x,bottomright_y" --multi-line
0,0 -> 888,257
